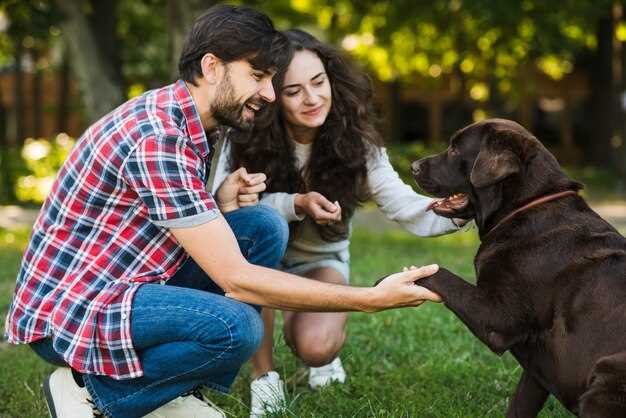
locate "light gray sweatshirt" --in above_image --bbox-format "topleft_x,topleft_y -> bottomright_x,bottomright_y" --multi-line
209,138 -> 458,255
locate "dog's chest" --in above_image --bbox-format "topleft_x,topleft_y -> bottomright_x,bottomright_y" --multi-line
513,330 -> 588,411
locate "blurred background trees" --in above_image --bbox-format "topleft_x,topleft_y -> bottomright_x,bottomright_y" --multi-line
0,0 -> 625,204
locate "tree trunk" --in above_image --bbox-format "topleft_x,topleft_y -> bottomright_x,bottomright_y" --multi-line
517,61 -> 535,130
616,2 -> 626,191
0,83 -> 15,202
589,13 -> 615,166
14,36 -> 25,145
55,0 -> 124,122
57,44 -> 70,134
32,48 -> 43,138
90,0 -> 123,90
167,0 -> 215,81
428,97 -> 442,145
387,80 -> 402,143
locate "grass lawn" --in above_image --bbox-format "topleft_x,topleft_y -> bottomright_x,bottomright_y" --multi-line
0,226 -> 573,418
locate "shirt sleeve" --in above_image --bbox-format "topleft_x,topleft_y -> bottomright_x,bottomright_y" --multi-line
367,147 -> 459,236
208,137 -> 231,195
124,135 -> 221,228
260,192 -> 305,222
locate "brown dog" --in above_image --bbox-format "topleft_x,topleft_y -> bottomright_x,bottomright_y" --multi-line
410,119 -> 626,417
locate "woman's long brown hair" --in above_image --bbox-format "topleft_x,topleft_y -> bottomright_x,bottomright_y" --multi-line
230,29 -> 383,241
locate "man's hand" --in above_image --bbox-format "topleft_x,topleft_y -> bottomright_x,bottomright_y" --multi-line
294,192 -> 341,225
370,264 -> 442,311
216,167 -> 266,213
170,217 -> 440,313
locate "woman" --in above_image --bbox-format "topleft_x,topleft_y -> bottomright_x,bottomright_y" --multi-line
211,29 -> 464,417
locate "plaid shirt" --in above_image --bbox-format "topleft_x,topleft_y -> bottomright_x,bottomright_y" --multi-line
4,80 -> 221,379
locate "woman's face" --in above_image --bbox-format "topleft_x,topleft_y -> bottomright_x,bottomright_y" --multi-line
280,49 -> 332,130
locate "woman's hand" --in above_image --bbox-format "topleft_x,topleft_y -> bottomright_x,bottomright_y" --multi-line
216,167 -> 267,213
294,192 -> 342,225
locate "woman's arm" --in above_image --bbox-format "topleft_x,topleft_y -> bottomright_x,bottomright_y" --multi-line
214,139 -> 341,224
260,192 -> 305,222
367,147 -> 459,236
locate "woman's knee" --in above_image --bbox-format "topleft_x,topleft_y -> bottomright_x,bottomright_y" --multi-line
292,328 -> 346,367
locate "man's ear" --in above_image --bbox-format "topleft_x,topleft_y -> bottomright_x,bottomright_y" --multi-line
200,53 -> 222,85
470,130 -> 521,188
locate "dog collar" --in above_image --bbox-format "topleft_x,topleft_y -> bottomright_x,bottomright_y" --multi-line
484,190 -> 578,239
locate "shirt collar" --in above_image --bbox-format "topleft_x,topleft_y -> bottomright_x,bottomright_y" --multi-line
173,79 -> 211,158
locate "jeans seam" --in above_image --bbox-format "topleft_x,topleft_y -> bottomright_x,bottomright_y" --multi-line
204,381 -> 230,394
97,306 -> 235,413
84,375 -> 112,417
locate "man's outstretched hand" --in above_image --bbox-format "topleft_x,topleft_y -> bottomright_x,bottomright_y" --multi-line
370,264 -> 442,311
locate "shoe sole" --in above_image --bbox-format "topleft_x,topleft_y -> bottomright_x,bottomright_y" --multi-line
41,374 -> 58,418
309,377 -> 346,390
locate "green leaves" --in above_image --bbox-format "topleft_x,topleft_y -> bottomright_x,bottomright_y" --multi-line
261,0 -> 616,107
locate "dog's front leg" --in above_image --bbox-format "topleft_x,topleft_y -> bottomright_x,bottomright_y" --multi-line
416,268 -> 527,355
506,370 -> 548,418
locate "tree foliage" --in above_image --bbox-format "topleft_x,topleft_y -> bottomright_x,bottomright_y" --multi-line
257,0 -> 615,107
1,0 -> 619,108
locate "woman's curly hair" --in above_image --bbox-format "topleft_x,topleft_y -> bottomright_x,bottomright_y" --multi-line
229,29 -> 383,241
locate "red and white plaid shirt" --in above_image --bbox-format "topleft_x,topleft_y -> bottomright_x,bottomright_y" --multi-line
4,80 -> 221,379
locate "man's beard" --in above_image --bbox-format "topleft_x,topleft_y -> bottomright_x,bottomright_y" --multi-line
211,71 -> 256,132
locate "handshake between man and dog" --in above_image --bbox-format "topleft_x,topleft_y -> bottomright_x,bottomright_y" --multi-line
379,119 -> 626,418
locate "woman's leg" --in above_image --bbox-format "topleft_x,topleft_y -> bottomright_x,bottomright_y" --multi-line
282,267 -> 348,367
250,308 -> 276,379
222,205 -> 287,378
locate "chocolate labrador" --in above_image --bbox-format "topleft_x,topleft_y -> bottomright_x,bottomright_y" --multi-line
405,119 -> 626,417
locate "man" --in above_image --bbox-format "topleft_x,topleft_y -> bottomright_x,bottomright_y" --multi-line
4,5 -> 441,418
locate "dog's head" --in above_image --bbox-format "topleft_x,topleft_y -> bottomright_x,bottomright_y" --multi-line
412,118 -> 582,234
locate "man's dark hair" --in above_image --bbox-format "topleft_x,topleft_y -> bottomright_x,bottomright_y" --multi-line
179,4 -> 290,84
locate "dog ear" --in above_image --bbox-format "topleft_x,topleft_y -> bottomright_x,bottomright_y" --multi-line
470,130 -> 521,188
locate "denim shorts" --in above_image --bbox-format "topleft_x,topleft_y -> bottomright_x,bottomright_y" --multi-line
280,246 -> 350,283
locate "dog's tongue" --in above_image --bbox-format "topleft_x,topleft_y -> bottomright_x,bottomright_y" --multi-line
427,194 -> 469,213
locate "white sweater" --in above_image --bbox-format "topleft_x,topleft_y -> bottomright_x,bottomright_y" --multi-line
209,139 -> 458,254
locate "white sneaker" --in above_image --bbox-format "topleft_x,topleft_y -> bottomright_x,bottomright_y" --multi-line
249,371 -> 286,418
42,368 -> 102,418
144,389 -> 225,418
308,357 -> 346,389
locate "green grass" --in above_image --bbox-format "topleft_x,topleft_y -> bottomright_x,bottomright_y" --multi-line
0,227 -> 573,417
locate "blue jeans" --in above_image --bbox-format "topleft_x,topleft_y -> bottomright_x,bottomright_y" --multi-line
31,205 -> 288,418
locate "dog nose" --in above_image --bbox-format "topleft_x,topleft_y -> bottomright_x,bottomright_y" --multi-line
411,160 -> 422,176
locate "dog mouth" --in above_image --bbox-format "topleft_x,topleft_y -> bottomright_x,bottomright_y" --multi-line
427,193 -> 470,216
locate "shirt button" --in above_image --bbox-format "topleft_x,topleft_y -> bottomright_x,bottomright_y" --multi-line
121,313 -> 128,320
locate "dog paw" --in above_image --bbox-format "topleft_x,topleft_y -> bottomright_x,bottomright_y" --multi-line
374,274 -> 391,286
